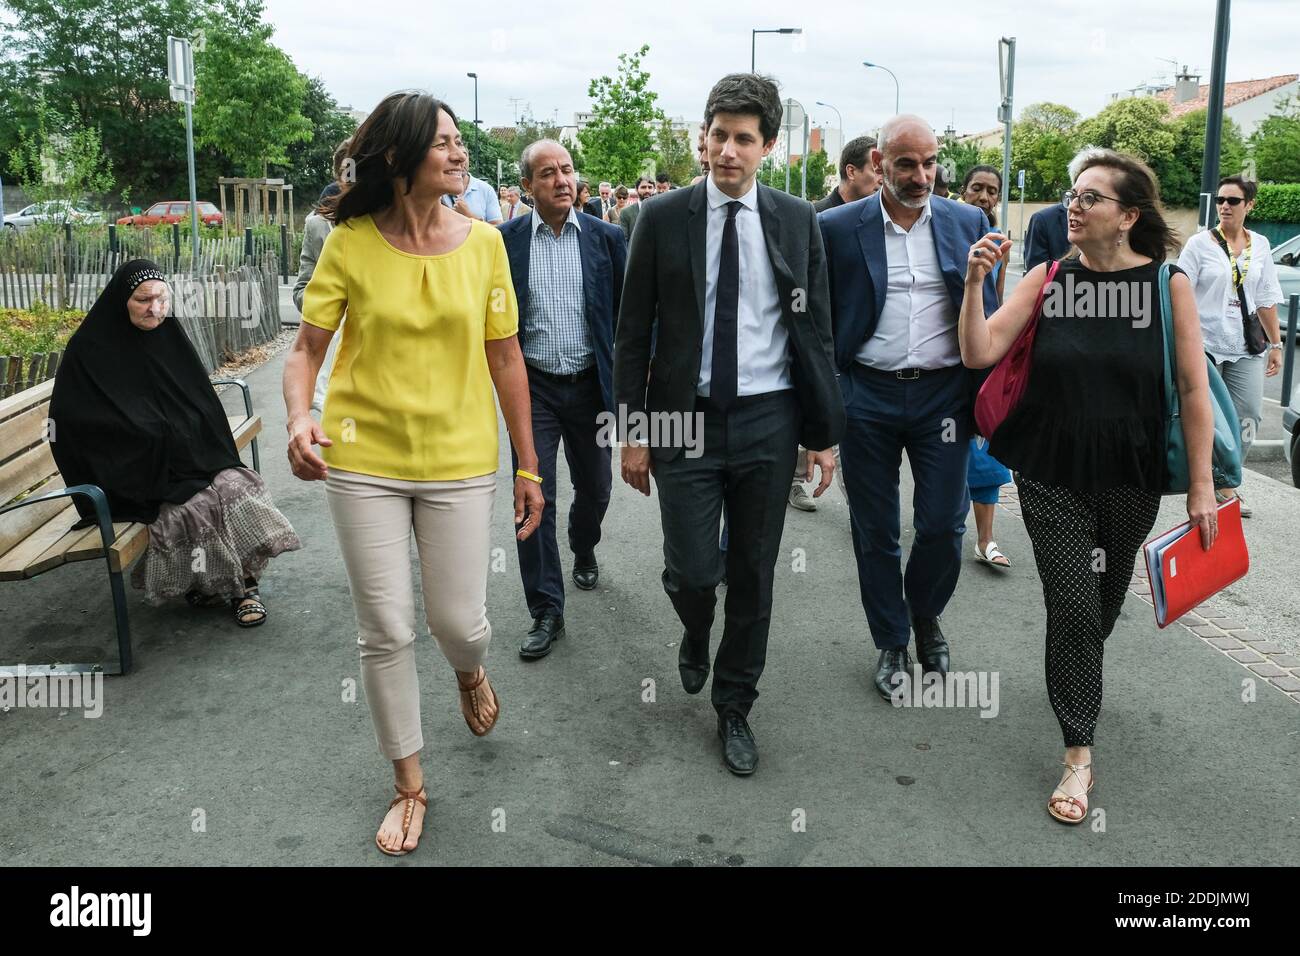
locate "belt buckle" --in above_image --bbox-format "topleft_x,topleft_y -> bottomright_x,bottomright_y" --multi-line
895,368 -> 921,381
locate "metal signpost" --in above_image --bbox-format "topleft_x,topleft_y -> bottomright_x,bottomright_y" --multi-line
167,36 -> 200,271
997,37 -> 1016,240
782,98 -> 805,196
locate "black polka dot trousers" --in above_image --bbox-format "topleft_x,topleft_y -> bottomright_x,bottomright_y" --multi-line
1016,475 -> 1162,748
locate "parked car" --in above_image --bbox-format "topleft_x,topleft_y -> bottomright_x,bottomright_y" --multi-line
116,201 -> 223,227
3,200 -> 104,231
1272,232 -> 1300,332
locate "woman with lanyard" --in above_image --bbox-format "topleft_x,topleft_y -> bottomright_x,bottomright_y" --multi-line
50,259 -> 301,625
1177,175 -> 1285,517
955,165 -> 1014,570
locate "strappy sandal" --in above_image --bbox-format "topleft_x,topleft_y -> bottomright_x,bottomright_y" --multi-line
975,541 -> 1011,569
457,667 -> 500,737
1047,760 -> 1095,825
376,785 -> 428,857
232,584 -> 267,628
185,589 -> 226,608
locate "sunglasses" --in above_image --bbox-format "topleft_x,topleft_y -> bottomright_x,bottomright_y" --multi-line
1215,196 -> 1246,206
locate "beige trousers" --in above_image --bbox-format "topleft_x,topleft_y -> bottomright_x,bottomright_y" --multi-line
325,468 -> 496,760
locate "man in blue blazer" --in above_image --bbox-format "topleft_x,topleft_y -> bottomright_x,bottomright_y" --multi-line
819,115 -> 1000,699
1023,200 -> 1070,273
500,139 -> 627,660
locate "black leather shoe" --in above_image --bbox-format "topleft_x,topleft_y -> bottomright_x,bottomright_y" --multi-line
873,647 -> 912,700
912,615 -> 950,676
678,629 -> 710,695
519,613 -> 565,660
717,712 -> 758,776
572,551 -> 599,590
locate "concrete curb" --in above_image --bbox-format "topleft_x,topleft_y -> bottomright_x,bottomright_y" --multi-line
1247,439 -> 1284,463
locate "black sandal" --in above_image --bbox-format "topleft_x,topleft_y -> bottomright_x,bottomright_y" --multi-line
233,581 -> 267,628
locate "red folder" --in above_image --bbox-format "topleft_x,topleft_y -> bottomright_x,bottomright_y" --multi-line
1143,497 -> 1249,628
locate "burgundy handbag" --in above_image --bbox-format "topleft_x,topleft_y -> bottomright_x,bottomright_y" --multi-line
974,259 -> 1060,439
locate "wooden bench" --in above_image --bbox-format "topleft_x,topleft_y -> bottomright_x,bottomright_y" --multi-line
0,378 -> 262,675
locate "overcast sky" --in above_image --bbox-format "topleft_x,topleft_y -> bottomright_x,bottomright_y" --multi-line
262,0 -> 1299,141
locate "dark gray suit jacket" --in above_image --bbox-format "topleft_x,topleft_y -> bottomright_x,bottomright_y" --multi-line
613,180 -> 845,461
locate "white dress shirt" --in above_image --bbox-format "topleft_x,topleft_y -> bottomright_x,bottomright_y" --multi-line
698,175 -> 792,398
856,198 -> 961,370
1177,227 -> 1284,365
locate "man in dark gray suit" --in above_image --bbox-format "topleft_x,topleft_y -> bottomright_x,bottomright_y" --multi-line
614,73 -> 844,776
813,135 -> 880,213
617,177 -> 656,241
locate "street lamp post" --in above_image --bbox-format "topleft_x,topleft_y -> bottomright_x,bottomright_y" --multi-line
1199,0 -> 1231,229
467,72 -> 480,127
862,61 -> 900,115
751,27 -> 801,72
815,100 -> 843,171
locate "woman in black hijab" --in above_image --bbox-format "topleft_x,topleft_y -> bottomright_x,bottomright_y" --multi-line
49,259 -> 301,626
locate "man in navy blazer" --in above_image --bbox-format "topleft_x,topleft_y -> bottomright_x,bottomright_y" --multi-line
500,139 -> 627,660
819,115 -> 999,699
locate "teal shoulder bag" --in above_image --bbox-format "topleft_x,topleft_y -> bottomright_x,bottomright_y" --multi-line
1158,262 -> 1243,493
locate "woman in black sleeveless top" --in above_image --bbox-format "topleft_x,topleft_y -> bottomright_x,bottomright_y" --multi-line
958,149 -> 1218,825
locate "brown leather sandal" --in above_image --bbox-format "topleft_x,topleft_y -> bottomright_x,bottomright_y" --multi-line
376,785 -> 428,857
457,667 -> 500,737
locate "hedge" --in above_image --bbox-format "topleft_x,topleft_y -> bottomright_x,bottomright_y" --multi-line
1253,183 -> 1300,223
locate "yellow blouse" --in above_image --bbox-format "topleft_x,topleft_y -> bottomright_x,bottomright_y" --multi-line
301,214 -> 519,481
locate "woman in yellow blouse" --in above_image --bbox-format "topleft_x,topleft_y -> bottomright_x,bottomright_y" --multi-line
283,91 -> 543,857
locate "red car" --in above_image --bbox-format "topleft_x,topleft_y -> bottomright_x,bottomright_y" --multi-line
117,201 -> 224,227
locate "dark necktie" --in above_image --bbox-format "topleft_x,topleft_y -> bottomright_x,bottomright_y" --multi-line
710,200 -> 742,409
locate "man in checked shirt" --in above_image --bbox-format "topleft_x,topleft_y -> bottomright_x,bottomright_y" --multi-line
499,139 -> 628,659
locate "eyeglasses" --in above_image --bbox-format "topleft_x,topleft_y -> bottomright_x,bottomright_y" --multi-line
1215,195 -> 1245,206
1062,189 -> 1123,211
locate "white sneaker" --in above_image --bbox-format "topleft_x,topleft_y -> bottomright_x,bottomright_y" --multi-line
1216,489 -> 1252,518
788,482 -> 817,512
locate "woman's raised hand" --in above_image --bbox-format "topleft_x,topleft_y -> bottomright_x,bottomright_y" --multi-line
967,232 -> 1012,284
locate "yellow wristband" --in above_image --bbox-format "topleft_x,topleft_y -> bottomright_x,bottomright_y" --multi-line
515,469 -> 543,484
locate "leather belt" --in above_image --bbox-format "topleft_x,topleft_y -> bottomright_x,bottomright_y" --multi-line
527,364 -> 596,384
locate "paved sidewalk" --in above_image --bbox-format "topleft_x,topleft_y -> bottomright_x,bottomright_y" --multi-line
1,345 -> 1296,866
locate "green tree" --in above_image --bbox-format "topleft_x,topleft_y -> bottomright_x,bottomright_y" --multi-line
0,0 -> 216,201
1007,102 -> 1081,201
7,98 -> 115,206
758,150 -> 832,201
938,138 -> 981,192
578,45 -> 665,185
460,120 -> 516,186
1249,96 -> 1300,183
1075,97 -> 1176,169
1161,109 -> 1246,207
192,0 -> 312,177
272,75 -> 357,202
652,119 -> 694,185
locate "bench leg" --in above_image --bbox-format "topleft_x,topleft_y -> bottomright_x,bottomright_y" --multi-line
107,564 -> 133,675
251,435 -> 261,473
